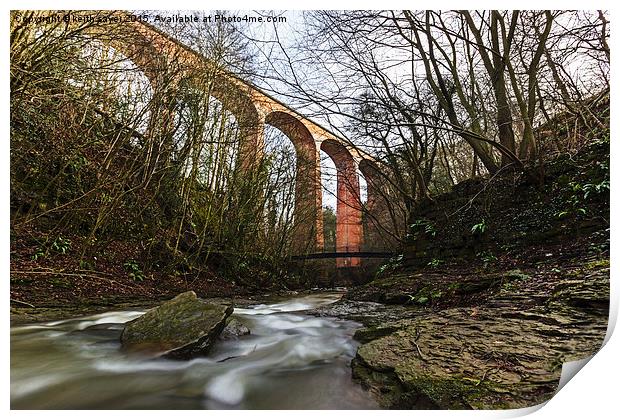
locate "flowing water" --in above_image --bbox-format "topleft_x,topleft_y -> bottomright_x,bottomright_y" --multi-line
11,293 -> 378,409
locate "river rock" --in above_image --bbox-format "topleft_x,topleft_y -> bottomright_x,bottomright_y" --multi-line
350,262 -> 609,409
220,317 -> 251,340
120,291 -> 233,359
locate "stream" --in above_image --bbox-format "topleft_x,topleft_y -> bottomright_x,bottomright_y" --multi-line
10,292 -> 378,409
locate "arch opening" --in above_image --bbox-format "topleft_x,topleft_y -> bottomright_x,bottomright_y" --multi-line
172,91 -> 240,189
262,125 -> 298,252
66,37 -> 154,138
265,111 -> 323,253
320,149 -> 338,253
84,16 -> 264,176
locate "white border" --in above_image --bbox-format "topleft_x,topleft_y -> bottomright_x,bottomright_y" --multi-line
4,2 -> 617,420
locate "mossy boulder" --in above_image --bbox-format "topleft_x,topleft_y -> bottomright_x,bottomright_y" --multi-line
120,291 -> 233,359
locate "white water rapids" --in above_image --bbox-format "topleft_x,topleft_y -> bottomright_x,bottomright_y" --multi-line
10,293 -> 378,409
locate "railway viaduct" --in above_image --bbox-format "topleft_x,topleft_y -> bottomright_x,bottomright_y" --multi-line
15,10 -> 393,266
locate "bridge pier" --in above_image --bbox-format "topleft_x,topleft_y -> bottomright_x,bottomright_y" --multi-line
320,140 -> 363,267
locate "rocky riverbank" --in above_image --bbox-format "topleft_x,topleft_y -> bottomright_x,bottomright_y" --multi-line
311,241 -> 609,409
310,141 -> 611,409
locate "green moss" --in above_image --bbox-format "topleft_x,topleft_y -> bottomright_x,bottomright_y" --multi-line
415,296 -> 429,305
503,269 -> 531,282
354,324 -> 402,343
10,277 -> 33,285
502,282 -> 516,291
565,258 -> 609,279
395,369 -> 505,409
409,285 -> 444,305
48,277 -> 72,288
583,259 -> 609,270
351,358 -> 418,408
456,276 -> 500,294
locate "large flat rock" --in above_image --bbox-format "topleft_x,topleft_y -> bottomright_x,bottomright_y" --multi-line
120,291 -> 233,359
350,261 -> 609,409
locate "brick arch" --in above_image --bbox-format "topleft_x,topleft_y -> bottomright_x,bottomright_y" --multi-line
35,10 -> 382,256
76,13 -> 263,167
70,27 -> 176,182
265,111 -> 323,252
320,139 -> 363,267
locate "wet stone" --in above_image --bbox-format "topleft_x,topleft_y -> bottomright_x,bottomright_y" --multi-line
220,317 -> 251,340
347,263 -> 609,409
120,291 -> 233,359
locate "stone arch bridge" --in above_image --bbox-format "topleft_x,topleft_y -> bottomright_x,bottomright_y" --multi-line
17,10 -> 395,266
